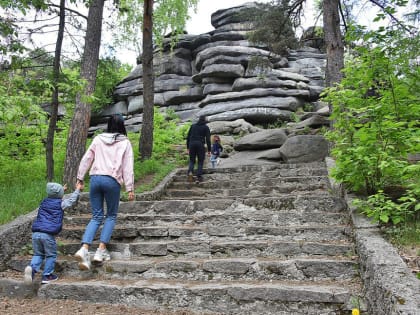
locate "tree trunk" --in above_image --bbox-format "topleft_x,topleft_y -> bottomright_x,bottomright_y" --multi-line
139,0 -> 154,160
46,0 -> 65,181
323,0 -> 344,88
63,0 -> 104,187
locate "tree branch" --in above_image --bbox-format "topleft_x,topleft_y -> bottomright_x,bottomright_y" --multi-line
338,1 -> 348,32
368,0 -> 414,34
49,3 -> 88,20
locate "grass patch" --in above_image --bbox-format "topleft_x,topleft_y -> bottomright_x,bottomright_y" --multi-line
0,157 -> 65,224
383,220 -> 420,279
383,220 -> 420,246
0,110 -> 189,225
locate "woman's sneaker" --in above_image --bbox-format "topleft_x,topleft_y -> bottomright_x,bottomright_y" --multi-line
41,274 -> 58,284
93,248 -> 111,263
75,247 -> 91,270
23,266 -> 35,285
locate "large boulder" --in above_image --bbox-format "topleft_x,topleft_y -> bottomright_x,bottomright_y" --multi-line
234,129 -> 288,151
279,135 -> 329,163
195,46 -> 281,70
199,96 -> 302,116
206,107 -> 293,124
200,88 -> 309,107
211,2 -> 259,29
200,63 -> 245,79
207,119 -> 261,135
232,77 -> 309,93
287,114 -> 330,131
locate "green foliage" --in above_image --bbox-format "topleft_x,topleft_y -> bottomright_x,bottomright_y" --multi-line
60,57 -> 132,114
353,189 -> 419,225
0,1 -> 48,57
384,220 -> 420,246
125,109 -> 189,193
89,57 -> 131,112
151,108 -> 189,159
153,0 -> 198,48
324,23 -> 420,224
19,243 -> 33,256
115,0 -> 198,51
0,0 -> 48,12
0,107 -> 68,224
0,68 -> 48,159
0,107 -> 188,223
246,0 -> 298,55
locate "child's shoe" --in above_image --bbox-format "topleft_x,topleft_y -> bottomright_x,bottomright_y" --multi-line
23,266 -> 35,284
41,274 -> 58,284
93,247 -> 111,263
75,247 -> 91,270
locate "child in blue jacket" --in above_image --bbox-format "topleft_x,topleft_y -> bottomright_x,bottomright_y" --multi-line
24,182 -> 82,284
210,135 -> 223,168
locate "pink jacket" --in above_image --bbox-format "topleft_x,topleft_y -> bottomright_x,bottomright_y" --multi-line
77,133 -> 134,192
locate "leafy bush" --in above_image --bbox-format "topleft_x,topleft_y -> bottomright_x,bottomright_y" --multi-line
91,57 -> 131,112
324,24 -> 420,224
0,63 -> 49,159
353,188 -> 420,225
64,57 -> 131,113
128,109 -> 190,193
0,106 -> 188,223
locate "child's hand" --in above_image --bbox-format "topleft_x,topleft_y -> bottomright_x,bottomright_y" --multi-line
76,181 -> 84,191
128,191 -> 135,201
63,184 -> 68,191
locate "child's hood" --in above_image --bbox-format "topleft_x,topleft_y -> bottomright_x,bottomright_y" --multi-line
98,133 -> 128,145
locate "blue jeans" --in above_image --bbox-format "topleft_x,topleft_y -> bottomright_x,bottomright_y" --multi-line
210,154 -> 218,168
81,175 -> 121,245
30,232 -> 57,276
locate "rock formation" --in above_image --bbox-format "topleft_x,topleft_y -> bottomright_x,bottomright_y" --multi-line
91,2 -> 330,163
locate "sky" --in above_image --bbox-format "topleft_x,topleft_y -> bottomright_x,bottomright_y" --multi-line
185,0 -> 316,35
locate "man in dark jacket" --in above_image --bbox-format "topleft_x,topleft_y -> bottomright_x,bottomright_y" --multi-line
186,115 -> 211,182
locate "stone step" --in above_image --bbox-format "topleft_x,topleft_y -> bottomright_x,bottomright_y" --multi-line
164,183 -> 329,199
172,170 -> 329,182
72,194 -> 347,215
1,161 -> 365,315
64,211 -> 350,227
168,176 -> 329,190
175,163 -> 329,179
56,239 -> 354,259
37,279 -> 356,315
9,256 -> 358,282
59,224 -> 352,243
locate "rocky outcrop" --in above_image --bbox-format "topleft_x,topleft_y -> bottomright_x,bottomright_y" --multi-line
92,3 -> 325,126
90,2 -> 329,165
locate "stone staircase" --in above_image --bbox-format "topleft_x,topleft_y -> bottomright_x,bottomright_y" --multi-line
8,162 -> 363,314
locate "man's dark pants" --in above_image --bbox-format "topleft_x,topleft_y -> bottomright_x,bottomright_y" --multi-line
188,141 -> 205,177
